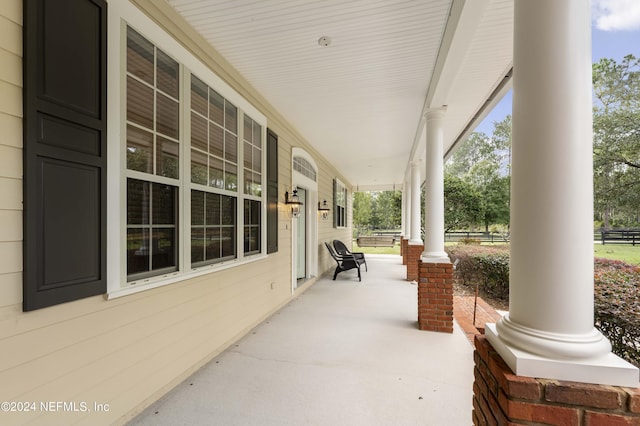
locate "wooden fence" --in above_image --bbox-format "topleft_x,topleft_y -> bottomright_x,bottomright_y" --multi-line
596,229 -> 640,245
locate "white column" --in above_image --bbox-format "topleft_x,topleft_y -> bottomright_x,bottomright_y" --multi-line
409,161 -> 422,244
401,181 -> 407,238
486,0 -> 638,387
403,175 -> 411,238
421,109 -> 449,263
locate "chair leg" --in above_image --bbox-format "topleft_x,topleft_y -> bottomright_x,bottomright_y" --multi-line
333,267 -> 339,280
357,265 -> 361,282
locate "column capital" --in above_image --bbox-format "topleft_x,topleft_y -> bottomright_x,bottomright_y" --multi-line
424,106 -> 447,121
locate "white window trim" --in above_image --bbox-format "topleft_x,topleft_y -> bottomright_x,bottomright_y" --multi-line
106,1 -> 267,299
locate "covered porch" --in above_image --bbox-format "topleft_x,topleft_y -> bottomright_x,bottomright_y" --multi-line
4,0 -> 640,424
129,254 -> 475,425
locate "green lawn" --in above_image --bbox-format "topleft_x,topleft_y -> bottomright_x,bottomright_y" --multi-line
352,243 -> 401,255
594,243 -> 640,265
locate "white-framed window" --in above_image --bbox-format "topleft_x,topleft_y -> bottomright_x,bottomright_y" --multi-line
189,74 -> 239,266
112,15 -> 267,295
125,26 -> 180,281
334,178 -> 347,228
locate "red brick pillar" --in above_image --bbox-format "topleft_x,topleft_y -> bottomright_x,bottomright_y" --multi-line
473,335 -> 640,426
401,237 -> 409,265
405,243 -> 423,281
417,261 -> 453,333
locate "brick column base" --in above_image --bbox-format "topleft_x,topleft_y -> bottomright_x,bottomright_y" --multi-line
417,261 -> 453,333
401,238 -> 409,265
473,335 -> 640,426
405,243 -> 423,281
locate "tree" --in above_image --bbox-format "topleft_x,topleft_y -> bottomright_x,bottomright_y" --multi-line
371,190 -> 401,230
467,161 -> 510,231
445,115 -> 512,230
444,175 -> 483,231
352,191 -> 372,235
592,55 -> 640,229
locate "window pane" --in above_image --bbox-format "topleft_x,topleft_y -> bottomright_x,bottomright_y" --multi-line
253,172 -> 262,197
205,227 -> 221,260
191,227 -> 205,264
243,116 -> 252,143
127,76 -> 153,129
191,112 -> 208,152
152,184 -> 176,225
191,149 -> 208,185
253,121 -> 262,148
250,227 -> 260,252
244,226 -> 260,254
252,146 -> 262,172
191,75 -> 208,116
127,27 -> 153,85
157,137 -> 179,179
244,141 -> 252,169
191,190 -> 204,226
127,125 -> 153,173
206,192 -> 221,225
210,123 -> 224,158
156,49 -> 179,99
225,101 -> 237,132
221,227 -> 235,258
225,162 -> 237,192
221,195 -> 236,225
225,132 -> 237,163
127,179 -> 149,225
209,156 -> 224,189
210,89 -> 224,126
156,93 -> 179,139
151,228 -> 176,270
244,199 -> 250,225
251,200 -> 261,224
127,228 -> 150,275
244,169 -> 252,195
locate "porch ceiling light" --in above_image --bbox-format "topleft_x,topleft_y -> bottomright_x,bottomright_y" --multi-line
285,188 -> 303,218
318,36 -> 331,47
318,200 -> 330,220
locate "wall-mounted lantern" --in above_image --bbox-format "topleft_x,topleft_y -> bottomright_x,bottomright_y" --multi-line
318,200 -> 331,220
285,188 -> 303,218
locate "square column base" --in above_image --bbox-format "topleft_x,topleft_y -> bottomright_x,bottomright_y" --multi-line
417,260 -> 453,333
485,323 -> 639,388
474,334 -> 640,426
401,237 -> 409,265
405,243 -> 423,281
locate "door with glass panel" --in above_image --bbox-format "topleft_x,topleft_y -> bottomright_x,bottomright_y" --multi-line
296,187 -> 307,282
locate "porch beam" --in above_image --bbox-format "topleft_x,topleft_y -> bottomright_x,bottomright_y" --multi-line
486,0 -> 638,387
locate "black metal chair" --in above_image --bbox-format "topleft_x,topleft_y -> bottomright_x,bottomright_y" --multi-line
324,242 -> 363,281
333,239 -> 367,272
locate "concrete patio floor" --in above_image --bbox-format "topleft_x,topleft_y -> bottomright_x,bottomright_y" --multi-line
128,254 -> 474,426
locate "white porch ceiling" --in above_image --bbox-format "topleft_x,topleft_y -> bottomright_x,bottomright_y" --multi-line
165,0 -> 514,190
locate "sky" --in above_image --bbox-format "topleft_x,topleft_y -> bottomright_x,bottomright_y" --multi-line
474,0 -> 640,135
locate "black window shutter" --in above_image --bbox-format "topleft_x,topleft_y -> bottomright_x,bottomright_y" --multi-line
266,129 -> 278,254
23,0 -> 108,311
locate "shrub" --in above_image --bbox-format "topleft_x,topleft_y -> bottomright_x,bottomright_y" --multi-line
447,246 -> 640,367
447,244 -> 510,301
594,258 -> 640,367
